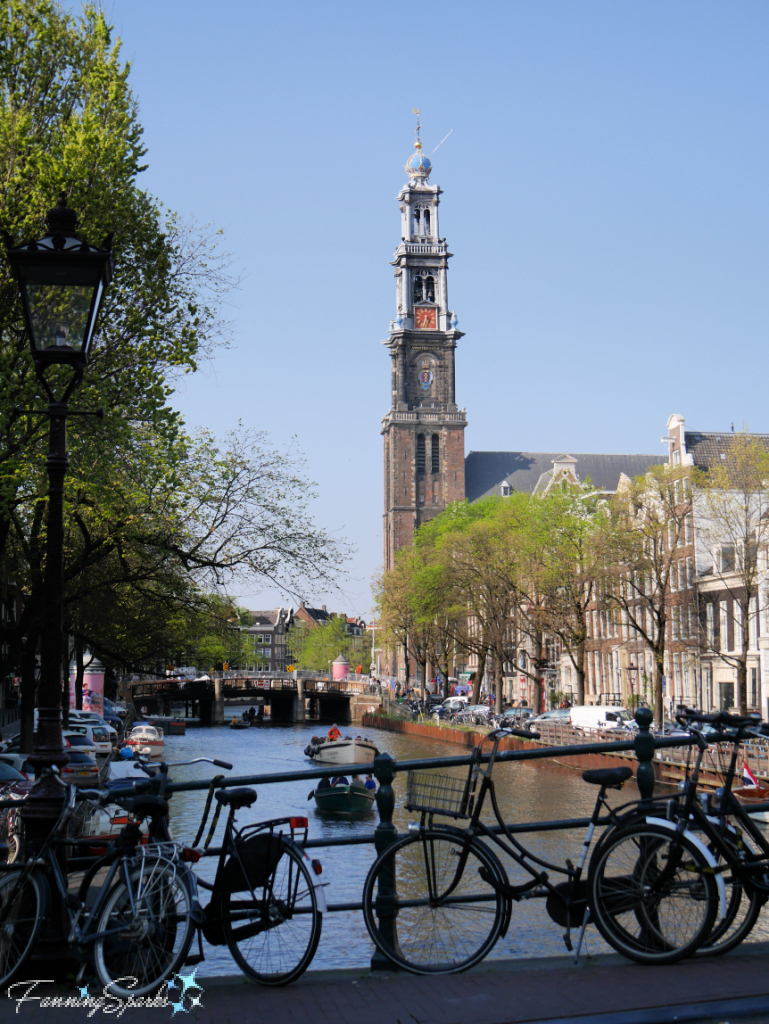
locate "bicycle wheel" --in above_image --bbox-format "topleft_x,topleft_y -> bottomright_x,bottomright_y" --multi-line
695,839 -> 764,957
0,868 -> 49,988
222,840 -> 322,985
588,824 -> 718,965
362,829 -> 507,974
93,856 -> 196,997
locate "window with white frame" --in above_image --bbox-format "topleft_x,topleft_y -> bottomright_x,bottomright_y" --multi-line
735,602 -> 743,651
720,601 -> 729,652
750,597 -> 758,650
706,602 -> 715,646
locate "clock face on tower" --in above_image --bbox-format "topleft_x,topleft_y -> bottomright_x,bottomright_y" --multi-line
414,306 -> 437,330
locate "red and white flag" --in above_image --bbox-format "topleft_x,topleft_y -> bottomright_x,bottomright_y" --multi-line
743,761 -> 759,788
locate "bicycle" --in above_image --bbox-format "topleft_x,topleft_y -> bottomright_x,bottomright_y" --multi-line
0,768 -> 198,997
588,710 -> 769,964
115,755 -> 327,986
362,725 -> 716,974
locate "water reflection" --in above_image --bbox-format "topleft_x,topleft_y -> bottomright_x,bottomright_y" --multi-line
162,722 -> 769,973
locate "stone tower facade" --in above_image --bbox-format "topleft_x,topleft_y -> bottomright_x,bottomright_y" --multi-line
382,125 -> 467,571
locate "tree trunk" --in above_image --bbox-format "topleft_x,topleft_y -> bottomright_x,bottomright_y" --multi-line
532,665 -> 543,716
472,652 -> 485,705
738,595 -> 749,715
75,640 -> 85,712
576,643 -> 586,706
19,635 -> 37,754
402,641 -> 410,690
494,652 -> 504,714
420,660 -> 427,704
653,653 -> 664,729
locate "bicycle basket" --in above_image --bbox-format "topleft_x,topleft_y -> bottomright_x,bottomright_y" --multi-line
219,833 -> 284,893
405,770 -> 475,818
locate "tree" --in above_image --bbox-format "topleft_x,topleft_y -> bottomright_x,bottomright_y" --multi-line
694,433 -> 769,714
599,464 -> 692,728
532,486 -> 605,706
287,616 -> 370,675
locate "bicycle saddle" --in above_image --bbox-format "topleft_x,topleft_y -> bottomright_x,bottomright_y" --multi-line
215,787 -> 257,809
581,767 -> 633,788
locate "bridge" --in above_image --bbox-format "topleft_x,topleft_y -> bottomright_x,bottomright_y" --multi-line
129,675 -> 385,725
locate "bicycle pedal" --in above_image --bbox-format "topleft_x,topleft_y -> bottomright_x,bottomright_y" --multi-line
183,954 -> 205,966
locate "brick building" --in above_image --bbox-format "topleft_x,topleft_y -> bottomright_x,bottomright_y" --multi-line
381,118 -> 467,571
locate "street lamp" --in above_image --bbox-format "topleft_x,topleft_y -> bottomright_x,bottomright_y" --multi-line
5,193 -> 112,849
627,662 -> 638,709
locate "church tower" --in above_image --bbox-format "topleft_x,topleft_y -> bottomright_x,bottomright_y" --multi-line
382,116 -> 467,570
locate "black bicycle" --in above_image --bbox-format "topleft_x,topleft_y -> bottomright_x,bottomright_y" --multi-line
118,756 -> 326,985
0,768 -> 198,996
361,726 -> 716,973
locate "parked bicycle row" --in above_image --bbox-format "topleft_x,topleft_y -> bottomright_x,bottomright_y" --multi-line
1,708 -> 769,997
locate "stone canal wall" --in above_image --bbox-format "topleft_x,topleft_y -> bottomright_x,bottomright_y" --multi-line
362,713 -> 769,789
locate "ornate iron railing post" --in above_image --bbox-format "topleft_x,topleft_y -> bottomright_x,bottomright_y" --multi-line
633,706 -> 656,803
371,751 -> 398,970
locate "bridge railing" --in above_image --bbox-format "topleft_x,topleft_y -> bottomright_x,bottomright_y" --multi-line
158,711 -> 689,968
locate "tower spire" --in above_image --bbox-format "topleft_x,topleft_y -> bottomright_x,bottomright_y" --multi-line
412,107 -> 422,146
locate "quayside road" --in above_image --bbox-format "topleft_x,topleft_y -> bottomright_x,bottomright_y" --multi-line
5,944 -> 769,1024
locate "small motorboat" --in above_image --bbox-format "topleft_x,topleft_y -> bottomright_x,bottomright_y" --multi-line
732,783 -> 769,824
229,717 -> 250,730
125,723 -> 164,758
308,781 -> 376,815
303,735 -> 379,765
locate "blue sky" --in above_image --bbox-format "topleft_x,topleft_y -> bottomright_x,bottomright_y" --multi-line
81,1 -> 768,615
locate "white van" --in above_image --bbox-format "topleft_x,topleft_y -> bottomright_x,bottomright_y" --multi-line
569,706 -> 634,732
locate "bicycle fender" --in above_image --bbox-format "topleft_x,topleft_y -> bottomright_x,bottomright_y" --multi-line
645,817 -> 727,919
306,855 -> 328,913
281,837 -> 327,912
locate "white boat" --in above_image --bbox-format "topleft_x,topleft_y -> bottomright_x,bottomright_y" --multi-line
303,736 -> 379,765
125,723 -> 164,758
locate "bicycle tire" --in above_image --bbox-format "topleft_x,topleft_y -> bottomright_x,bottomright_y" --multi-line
362,828 -> 507,974
588,823 -> 719,965
222,839 -> 322,986
0,868 -> 50,988
93,855 -> 196,997
695,838 -> 764,957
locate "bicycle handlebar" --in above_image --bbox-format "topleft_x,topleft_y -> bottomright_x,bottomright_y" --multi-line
488,727 -> 541,741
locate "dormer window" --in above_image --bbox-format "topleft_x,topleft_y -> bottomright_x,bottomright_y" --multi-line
413,271 -> 435,304
502,484 -> 511,497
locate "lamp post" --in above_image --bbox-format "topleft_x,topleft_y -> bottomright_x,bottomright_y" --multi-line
5,193 -> 112,850
627,662 -> 638,710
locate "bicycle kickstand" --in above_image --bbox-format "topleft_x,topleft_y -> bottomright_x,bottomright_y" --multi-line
573,906 -> 591,966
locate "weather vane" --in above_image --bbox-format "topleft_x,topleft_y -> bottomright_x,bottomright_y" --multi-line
412,107 -> 421,144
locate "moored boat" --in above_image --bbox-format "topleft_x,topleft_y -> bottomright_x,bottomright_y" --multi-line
125,722 -> 164,758
308,782 -> 376,814
229,717 -> 250,730
303,736 -> 379,765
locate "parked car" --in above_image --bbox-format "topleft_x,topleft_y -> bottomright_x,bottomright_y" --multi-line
569,706 -> 634,731
0,753 -> 35,780
62,731 -> 98,757
529,708 -> 572,725
70,709 -> 118,738
61,750 -> 99,782
66,716 -> 114,753
0,760 -> 28,785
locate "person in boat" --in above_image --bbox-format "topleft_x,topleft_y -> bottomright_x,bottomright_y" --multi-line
330,775 -> 349,787
364,774 -> 377,791
350,773 -> 366,790
255,706 -> 264,720
327,724 -> 341,742
247,706 -> 256,721
317,776 -> 331,790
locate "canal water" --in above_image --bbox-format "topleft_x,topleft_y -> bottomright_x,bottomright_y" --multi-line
161,721 -> 769,974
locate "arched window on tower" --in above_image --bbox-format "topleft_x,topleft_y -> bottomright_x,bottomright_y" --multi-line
431,434 -> 440,474
423,209 -> 431,235
416,434 -> 426,473
412,273 -> 423,304
413,208 -> 421,236
424,275 -> 435,302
